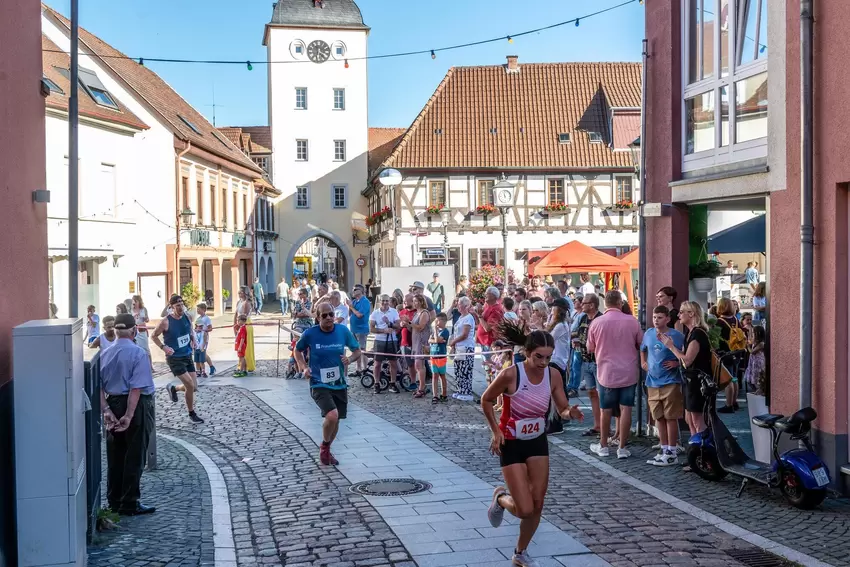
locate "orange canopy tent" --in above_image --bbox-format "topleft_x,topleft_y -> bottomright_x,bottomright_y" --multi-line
533,240 -> 635,310
619,248 -> 640,270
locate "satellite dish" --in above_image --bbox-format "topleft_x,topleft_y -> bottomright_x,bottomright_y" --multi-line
378,168 -> 402,187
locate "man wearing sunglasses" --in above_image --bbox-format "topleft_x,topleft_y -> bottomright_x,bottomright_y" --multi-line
294,303 -> 362,466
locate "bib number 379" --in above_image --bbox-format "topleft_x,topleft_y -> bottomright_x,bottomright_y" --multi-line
515,417 -> 544,440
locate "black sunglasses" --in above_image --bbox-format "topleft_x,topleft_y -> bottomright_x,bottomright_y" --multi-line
319,312 -> 335,319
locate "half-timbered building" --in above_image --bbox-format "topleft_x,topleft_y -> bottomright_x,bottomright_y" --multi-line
363,56 -> 642,282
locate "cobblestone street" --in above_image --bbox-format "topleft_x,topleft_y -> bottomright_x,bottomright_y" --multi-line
87,356 -> 850,567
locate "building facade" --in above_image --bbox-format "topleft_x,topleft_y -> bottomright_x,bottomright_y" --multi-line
43,6 -> 265,317
645,1 -> 850,490
264,0 -> 370,289
365,58 -> 642,283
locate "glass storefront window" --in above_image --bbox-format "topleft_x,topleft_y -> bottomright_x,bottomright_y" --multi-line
686,91 -> 716,154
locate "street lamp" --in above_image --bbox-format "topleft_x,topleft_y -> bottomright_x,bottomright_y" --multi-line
492,177 -> 515,285
440,208 -> 451,250
180,207 -> 195,226
378,168 -> 402,232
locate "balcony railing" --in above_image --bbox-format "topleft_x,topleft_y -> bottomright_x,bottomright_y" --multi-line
232,231 -> 248,248
190,228 -> 210,247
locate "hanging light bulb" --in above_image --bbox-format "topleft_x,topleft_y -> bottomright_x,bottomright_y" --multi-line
344,59 -> 349,68
246,61 -> 253,71
575,18 -> 580,27
431,50 -> 436,60
507,36 -> 513,44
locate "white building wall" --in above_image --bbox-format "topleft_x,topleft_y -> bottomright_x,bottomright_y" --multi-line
267,25 -> 369,287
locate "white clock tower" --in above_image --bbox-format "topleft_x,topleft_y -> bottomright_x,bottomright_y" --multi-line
264,0 -> 370,286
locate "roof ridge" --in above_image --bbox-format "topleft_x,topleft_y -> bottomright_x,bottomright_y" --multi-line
382,67 -> 457,170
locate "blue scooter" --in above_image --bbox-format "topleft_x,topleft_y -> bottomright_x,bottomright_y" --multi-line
687,351 -> 831,509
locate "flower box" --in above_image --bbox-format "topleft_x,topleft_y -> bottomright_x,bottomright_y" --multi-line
426,205 -> 445,216
474,204 -> 498,216
542,203 -> 570,215
605,200 -> 636,212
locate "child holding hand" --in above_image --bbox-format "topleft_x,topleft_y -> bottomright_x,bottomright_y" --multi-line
234,315 -> 248,378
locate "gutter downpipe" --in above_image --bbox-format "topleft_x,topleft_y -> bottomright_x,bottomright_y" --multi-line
68,0 -> 79,317
175,141 -> 192,296
799,0 -> 814,409
636,38 -> 649,437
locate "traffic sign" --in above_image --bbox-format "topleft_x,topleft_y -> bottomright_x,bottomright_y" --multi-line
356,257 -> 366,268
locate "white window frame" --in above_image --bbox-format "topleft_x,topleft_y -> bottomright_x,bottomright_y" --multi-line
332,184 -> 348,209
295,87 -> 307,110
333,88 -> 345,110
296,139 -> 308,161
295,186 -> 310,209
682,0 -> 768,173
334,140 -> 346,162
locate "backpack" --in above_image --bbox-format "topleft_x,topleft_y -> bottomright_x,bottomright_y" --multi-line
719,318 -> 747,351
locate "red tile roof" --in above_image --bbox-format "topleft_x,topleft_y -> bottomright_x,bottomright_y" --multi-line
42,35 -> 148,131
239,126 -> 272,152
381,60 -> 641,171
43,5 -> 262,175
218,127 -> 272,155
368,127 -> 406,174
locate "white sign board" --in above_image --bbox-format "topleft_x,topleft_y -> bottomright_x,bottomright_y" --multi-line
378,266 -> 456,311
642,203 -> 663,217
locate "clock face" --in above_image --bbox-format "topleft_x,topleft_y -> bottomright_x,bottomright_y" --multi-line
498,190 -> 512,204
306,40 -> 331,64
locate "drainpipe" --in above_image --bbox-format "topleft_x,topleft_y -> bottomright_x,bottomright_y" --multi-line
635,38 -> 649,438
175,141 -> 192,296
799,0 -> 814,409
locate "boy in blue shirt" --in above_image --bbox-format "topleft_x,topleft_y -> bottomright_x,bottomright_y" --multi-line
294,302 -> 362,466
641,305 -> 685,466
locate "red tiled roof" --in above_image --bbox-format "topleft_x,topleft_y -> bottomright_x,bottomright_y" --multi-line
43,5 -> 262,175
42,35 -> 148,131
612,111 -> 641,150
368,127 -> 406,174
382,60 -> 641,171
218,127 -> 272,155
240,126 -> 272,151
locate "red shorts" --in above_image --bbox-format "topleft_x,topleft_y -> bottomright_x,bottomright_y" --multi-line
237,348 -> 246,358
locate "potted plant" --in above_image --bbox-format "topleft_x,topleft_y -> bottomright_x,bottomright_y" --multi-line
689,258 -> 722,293
606,199 -> 636,211
222,288 -> 231,310
181,282 -> 201,320
475,204 -> 497,217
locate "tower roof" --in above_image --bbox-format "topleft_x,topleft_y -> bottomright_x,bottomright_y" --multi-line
269,0 -> 368,30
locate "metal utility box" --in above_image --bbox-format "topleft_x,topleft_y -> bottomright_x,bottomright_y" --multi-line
13,319 -> 87,567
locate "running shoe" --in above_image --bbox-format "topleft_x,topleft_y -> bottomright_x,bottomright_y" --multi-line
388,384 -> 400,394
451,392 -> 460,399
487,486 -> 506,527
319,443 -> 339,466
617,448 -> 631,459
456,394 -> 474,402
209,366 -> 216,376
188,411 -> 204,424
649,451 -> 677,467
233,371 -> 247,378
511,549 -> 540,567
168,384 -> 178,403
590,443 -> 609,457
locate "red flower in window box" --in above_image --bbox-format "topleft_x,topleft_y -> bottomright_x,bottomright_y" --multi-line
426,205 -> 445,215
608,199 -> 635,211
475,204 -> 497,215
542,202 -> 570,212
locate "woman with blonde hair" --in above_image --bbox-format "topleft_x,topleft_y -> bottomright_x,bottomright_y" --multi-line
410,294 -> 432,398
660,301 -> 712,448
715,297 -> 742,413
132,294 -> 153,371
530,301 -> 549,331
233,287 -> 256,373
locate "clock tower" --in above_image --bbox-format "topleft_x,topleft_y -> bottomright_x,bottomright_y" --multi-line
263,0 -> 370,286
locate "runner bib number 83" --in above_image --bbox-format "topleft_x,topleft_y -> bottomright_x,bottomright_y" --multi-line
515,417 -> 544,440
320,367 -> 340,384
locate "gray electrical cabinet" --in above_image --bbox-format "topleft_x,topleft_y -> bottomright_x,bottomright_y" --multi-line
13,319 -> 87,567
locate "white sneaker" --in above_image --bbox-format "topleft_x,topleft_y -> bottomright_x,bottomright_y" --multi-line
590,443 -> 610,457
647,452 -> 666,465
487,486 -> 506,527
451,392 -> 460,399
457,394 -> 474,402
512,549 -> 540,567
617,448 -> 631,459
650,451 -> 678,466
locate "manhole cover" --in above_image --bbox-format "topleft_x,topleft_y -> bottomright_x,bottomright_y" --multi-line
349,478 -> 432,496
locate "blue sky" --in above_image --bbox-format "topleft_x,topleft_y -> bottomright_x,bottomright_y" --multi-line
48,0 -> 645,128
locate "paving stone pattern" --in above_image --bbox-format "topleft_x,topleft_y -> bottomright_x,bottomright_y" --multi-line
156,386 -> 416,567
345,383 -> 782,567
87,437 -> 215,567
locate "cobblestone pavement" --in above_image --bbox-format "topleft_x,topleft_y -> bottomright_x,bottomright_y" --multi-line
156,386 -> 416,567
87,437 -> 215,567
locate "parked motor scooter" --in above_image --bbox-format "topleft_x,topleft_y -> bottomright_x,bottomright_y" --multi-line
687,351 -> 831,510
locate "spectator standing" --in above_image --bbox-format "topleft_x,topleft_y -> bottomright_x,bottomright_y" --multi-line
277,277 -> 290,316
587,291 -> 643,458
641,306 -> 686,466
86,305 -> 100,345
579,273 -> 595,297
292,288 -> 314,336
573,294 -> 603,435
502,297 -> 518,321
429,313 -> 451,403
473,286 -> 505,384
752,282 -> 766,326
100,313 -> 156,515
656,287 -> 680,331
330,291 -> 349,325
398,294 -> 416,375
347,284 -> 371,377
89,316 -> 117,351
410,294 -> 432,398
724,260 -> 737,274
449,296 -> 476,401
545,298 -> 572,435
427,273 -> 445,313
369,295 -> 401,394
456,275 -> 469,295
745,262 -> 760,292
716,297 -> 745,413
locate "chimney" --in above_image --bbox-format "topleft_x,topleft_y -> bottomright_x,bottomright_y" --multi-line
506,55 -> 519,74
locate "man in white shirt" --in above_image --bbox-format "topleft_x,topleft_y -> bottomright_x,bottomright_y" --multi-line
369,295 -> 401,394
330,291 -> 349,325
277,277 -> 290,316
724,260 -> 737,275
331,282 -> 349,304
579,273 -> 596,297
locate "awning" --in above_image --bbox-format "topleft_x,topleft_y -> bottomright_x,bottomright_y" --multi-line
707,214 -> 766,253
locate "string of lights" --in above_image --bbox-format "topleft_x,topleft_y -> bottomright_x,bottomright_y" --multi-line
42,0 -> 641,69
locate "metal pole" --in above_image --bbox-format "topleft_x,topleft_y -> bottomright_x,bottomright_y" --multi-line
635,38 -> 649,437
68,0 -> 80,318
501,209 -> 509,284
799,0 -> 814,409
275,321 -> 281,378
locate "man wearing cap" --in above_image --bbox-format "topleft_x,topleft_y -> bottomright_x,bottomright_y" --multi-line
152,295 -> 204,423
427,273 -> 445,313
100,313 -> 156,515
409,280 -> 437,383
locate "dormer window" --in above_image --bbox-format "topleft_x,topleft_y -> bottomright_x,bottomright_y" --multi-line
558,133 -> 570,144
434,128 -> 443,135
78,67 -> 118,109
42,75 -> 64,95
489,128 -> 498,135
588,132 -> 602,143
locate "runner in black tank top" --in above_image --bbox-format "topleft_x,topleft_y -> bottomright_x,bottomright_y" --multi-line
152,295 -> 204,423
